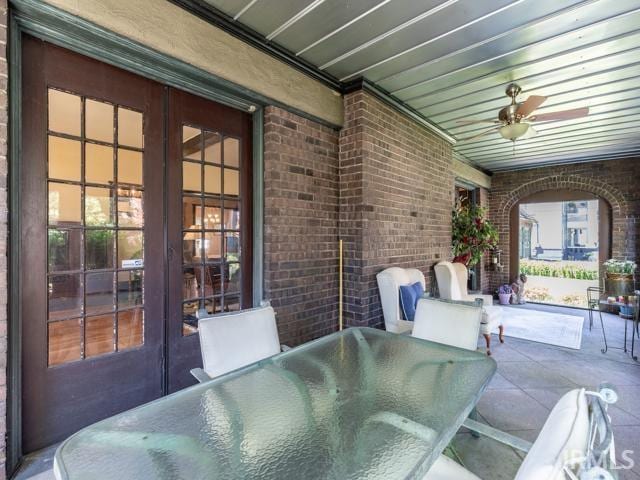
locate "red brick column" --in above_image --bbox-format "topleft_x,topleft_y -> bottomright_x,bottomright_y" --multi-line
340,90 -> 454,328
263,107 -> 340,345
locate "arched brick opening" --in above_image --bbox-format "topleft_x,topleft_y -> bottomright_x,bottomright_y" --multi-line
489,173 -> 632,290
499,174 -> 627,221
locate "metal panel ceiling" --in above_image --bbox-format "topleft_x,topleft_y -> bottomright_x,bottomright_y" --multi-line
201,0 -> 640,172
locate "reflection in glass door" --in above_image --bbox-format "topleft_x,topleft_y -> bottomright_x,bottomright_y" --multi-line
21,37 -> 165,452
167,87 -> 253,392
20,37 -> 253,454
181,126 -> 243,335
47,88 -> 146,365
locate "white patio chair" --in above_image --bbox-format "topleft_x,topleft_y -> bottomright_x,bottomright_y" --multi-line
412,298 -> 483,351
376,267 -> 426,333
423,384 -> 619,480
434,261 -> 504,354
190,305 -> 288,382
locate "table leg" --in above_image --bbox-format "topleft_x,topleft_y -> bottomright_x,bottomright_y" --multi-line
599,309 -> 608,354
632,318 -> 638,362
469,408 -> 480,438
624,316 -> 628,353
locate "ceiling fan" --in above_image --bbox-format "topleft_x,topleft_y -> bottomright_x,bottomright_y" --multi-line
458,83 -> 589,142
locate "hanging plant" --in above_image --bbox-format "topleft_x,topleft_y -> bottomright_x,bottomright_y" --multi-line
452,204 -> 498,267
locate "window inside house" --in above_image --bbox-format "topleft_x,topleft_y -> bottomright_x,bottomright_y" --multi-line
47,88 -> 145,366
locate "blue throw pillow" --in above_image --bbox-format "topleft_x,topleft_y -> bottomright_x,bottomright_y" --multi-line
413,281 -> 425,299
399,282 -> 424,321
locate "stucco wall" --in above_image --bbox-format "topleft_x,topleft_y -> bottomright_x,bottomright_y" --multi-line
452,157 -> 491,189
43,0 -> 343,126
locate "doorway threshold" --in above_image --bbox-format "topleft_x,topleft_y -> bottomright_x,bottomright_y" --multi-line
12,444 -> 57,480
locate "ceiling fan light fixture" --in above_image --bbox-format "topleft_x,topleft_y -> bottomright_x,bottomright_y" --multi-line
499,122 -> 529,141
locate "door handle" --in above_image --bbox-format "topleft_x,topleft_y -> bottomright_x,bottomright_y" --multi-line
168,246 -> 176,261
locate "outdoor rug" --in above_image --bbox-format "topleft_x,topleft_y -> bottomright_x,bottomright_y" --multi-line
493,306 -> 584,349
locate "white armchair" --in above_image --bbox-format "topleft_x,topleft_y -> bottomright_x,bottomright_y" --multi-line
424,387 -> 598,480
376,267 -> 426,333
412,298 -> 483,351
190,305 -> 284,382
434,261 -> 504,354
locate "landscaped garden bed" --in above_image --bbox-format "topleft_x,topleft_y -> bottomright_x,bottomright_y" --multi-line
519,260 -> 599,307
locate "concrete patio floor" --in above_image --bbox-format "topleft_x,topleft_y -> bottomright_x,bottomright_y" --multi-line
15,303 -> 640,480
456,302 -> 640,480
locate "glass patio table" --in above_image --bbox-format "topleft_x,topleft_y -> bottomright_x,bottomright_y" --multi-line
54,327 -> 496,480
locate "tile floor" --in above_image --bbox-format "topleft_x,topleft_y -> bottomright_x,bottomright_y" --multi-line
14,303 -> 640,479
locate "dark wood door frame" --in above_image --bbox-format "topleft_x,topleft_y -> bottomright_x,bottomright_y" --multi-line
509,189 -> 612,283
167,88 -> 253,392
9,5 -> 268,473
21,37 -> 166,452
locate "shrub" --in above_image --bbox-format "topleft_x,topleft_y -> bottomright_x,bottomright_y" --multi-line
603,259 -> 637,275
519,260 -> 598,280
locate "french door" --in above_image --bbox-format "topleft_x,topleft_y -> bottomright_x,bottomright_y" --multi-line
20,36 -> 253,452
166,88 -> 253,392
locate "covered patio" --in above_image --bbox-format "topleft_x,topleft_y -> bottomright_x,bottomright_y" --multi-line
2,0 -> 639,479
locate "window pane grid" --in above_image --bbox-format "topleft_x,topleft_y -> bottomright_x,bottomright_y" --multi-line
47,88 -> 145,366
181,125 -> 242,336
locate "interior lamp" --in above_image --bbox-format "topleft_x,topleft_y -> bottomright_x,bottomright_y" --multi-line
499,122 -> 529,141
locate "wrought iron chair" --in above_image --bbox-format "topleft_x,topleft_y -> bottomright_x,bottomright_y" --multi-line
587,286 -> 604,331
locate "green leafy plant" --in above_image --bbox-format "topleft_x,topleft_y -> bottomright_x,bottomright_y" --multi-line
603,259 -> 637,275
451,204 -> 498,267
519,260 -> 598,280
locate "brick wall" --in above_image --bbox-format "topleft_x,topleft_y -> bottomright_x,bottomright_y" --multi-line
340,91 -> 454,328
487,159 -> 640,291
0,0 -> 7,476
263,106 -> 340,346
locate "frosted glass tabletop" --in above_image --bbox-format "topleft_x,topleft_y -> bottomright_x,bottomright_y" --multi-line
54,327 -> 496,480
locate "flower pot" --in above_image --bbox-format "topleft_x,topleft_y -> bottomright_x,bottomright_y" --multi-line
620,304 -> 633,316
498,293 -> 511,305
604,273 -> 634,297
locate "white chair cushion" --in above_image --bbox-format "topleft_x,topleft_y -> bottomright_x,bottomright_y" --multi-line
515,388 -> 590,480
435,261 -> 503,334
198,306 -> 281,379
480,305 -> 502,335
377,267 -> 426,333
422,454 -> 481,480
413,298 -> 482,351
434,262 -> 462,300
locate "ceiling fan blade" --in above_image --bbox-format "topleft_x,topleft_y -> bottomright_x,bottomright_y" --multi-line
455,119 -> 500,125
463,127 -> 500,141
517,95 -> 547,118
529,107 -> 589,122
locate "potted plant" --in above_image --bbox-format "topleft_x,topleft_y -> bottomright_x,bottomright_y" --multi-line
498,284 -> 512,305
603,259 -> 637,296
451,204 -> 498,267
